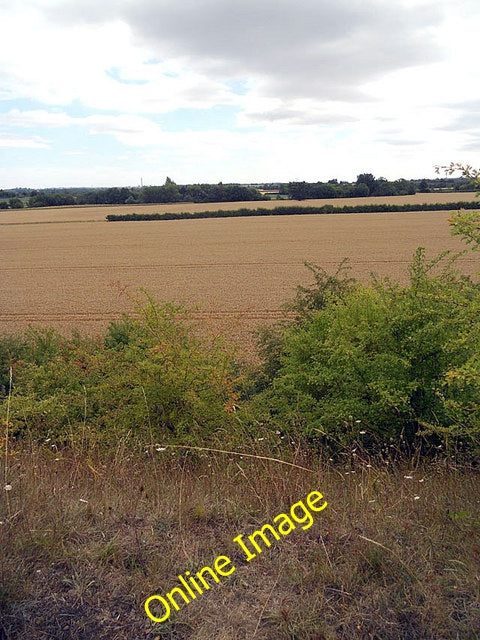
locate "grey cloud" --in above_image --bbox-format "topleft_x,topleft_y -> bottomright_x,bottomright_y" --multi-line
439,101 -> 480,132
461,142 -> 480,152
46,1 -> 445,103
442,115 -> 480,132
461,134 -> 480,151
443,99 -> 480,110
247,107 -> 356,126
125,0 -> 444,100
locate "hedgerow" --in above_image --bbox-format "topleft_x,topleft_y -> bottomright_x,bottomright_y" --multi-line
105,200 -> 480,222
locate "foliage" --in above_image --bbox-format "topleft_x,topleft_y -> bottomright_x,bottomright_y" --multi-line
0,335 -> 28,397
22,181 -> 267,208
1,298 -> 241,447
356,172 -> 378,195
436,162 -> 480,251
287,258 -> 357,320
105,199 -> 480,222
285,174 -> 459,200
251,260 -> 357,395
254,249 -> 480,454
8,197 -> 24,209
449,209 -> 480,250
28,191 -> 76,207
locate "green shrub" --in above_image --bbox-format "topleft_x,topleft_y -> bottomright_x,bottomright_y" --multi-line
1,298 -> 241,447
254,249 -> 480,454
437,162 -> 480,251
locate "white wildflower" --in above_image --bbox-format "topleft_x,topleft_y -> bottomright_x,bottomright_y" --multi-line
4,484 -> 12,491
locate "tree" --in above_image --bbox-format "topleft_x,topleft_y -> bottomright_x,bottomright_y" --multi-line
8,198 -> 24,209
356,173 -> 377,196
287,182 -> 311,200
162,177 -> 181,202
353,182 -> 369,197
311,182 -> 336,199
371,178 -> 397,197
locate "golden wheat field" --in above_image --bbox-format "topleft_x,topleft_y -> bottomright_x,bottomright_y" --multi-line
1,194 -> 479,356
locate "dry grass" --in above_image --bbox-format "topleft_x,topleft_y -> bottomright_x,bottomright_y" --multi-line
1,446 -> 479,639
2,199 -> 479,359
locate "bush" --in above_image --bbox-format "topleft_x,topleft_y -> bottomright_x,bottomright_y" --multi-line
254,249 -> 480,454
1,298 -> 241,447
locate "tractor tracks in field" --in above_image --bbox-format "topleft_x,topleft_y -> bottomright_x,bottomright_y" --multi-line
0,259 -> 419,272
0,308 -> 290,325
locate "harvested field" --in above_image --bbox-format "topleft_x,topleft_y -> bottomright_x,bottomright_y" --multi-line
1,196 -> 479,358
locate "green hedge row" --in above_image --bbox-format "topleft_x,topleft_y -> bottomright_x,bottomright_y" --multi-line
106,201 -> 479,222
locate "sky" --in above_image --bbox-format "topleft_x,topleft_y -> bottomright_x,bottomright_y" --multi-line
0,0 -> 479,188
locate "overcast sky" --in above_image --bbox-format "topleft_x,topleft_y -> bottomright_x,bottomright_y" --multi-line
1,0 -> 479,188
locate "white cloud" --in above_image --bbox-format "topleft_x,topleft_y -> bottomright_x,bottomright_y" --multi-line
0,133 -> 50,148
0,5 -> 236,113
0,109 -> 188,147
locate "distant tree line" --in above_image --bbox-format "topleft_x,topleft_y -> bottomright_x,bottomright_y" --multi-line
283,174 -> 473,200
0,174 -> 473,209
0,179 -> 267,209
